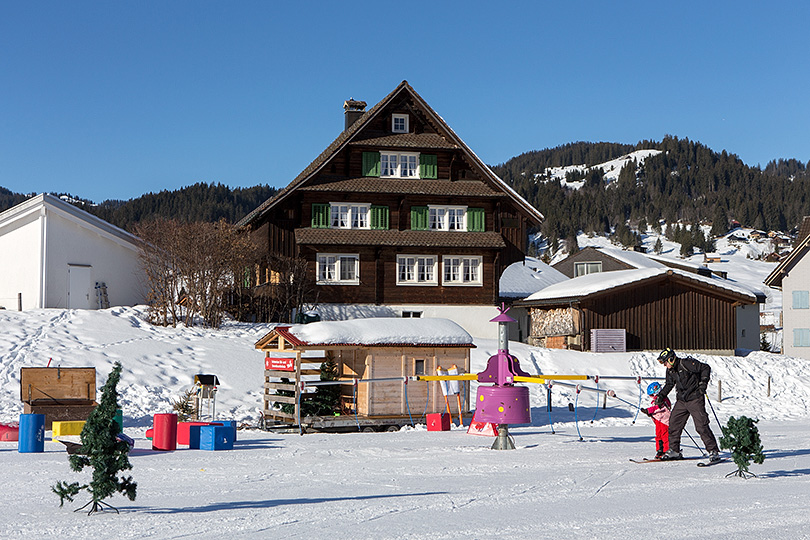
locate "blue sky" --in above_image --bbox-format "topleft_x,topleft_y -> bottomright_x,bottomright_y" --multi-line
2,1 -> 808,203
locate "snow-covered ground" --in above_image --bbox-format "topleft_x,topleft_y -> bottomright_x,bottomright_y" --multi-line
1,300 -> 809,538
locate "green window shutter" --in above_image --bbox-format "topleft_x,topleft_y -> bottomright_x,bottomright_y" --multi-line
370,205 -> 389,230
362,151 -> 381,177
467,208 -> 485,232
311,203 -> 330,228
410,206 -> 429,230
419,154 -> 437,179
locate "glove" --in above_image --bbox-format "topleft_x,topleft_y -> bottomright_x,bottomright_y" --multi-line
655,394 -> 666,407
698,385 -> 707,396
641,408 -> 651,417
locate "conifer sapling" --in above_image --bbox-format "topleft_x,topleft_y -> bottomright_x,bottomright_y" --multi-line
52,362 -> 137,514
719,415 -> 765,479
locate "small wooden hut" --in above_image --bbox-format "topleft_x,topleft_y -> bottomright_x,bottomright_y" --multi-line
255,318 -> 474,431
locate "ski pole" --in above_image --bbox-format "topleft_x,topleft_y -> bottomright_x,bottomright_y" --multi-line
683,428 -> 706,455
632,377 -> 643,425
705,393 -> 724,432
547,383 -> 555,434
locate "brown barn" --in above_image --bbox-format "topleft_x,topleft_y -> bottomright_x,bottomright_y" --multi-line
237,81 -> 543,335
254,318 -> 473,430
515,268 -> 759,353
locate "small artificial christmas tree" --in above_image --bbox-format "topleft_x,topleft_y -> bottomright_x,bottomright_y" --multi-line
719,415 -> 765,479
52,362 -> 137,514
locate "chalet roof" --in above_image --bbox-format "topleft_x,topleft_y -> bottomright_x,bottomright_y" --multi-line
237,80 -> 543,228
765,218 -> 810,289
350,132 -> 458,150
299,177 -> 503,197
296,228 -> 506,248
255,318 -> 474,349
556,246 -> 717,277
515,268 -> 758,307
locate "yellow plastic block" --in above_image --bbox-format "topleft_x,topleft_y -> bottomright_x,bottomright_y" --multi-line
51,420 -> 86,439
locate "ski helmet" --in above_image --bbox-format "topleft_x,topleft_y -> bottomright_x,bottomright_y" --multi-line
647,382 -> 661,396
658,347 -> 675,365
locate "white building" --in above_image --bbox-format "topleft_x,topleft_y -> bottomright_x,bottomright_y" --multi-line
765,217 -> 810,359
0,193 -> 144,310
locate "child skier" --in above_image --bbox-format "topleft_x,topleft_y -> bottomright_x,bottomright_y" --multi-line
642,382 -> 671,458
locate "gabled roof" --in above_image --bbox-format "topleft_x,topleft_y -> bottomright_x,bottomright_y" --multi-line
0,193 -> 140,251
255,318 -> 474,349
237,81 -> 543,228
765,217 -> 810,289
516,268 -> 758,306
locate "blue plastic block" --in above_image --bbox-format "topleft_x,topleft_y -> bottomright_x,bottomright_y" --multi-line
218,420 -> 237,442
199,425 -> 233,451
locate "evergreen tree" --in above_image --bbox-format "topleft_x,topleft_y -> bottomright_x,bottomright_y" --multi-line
719,416 -> 765,478
653,237 -> 663,255
53,362 -> 136,514
760,333 -> 771,352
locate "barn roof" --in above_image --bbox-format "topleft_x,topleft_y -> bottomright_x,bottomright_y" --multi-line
255,317 -> 475,349
516,268 -> 758,306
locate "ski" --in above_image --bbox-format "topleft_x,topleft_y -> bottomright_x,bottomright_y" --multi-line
629,456 -> 702,463
697,458 -> 729,467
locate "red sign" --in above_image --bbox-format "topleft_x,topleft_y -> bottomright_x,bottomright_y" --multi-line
265,356 -> 295,372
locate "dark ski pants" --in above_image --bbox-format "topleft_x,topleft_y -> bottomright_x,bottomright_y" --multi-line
668,397 -> 719,454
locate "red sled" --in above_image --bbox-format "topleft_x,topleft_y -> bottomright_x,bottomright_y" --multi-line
466,412 -> 497,437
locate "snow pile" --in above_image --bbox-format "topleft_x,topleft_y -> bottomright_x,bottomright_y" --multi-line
498,256 -> 567,298
285,317 -> 473,346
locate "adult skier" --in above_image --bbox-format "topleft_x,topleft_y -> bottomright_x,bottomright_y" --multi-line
655,348 -> 720,462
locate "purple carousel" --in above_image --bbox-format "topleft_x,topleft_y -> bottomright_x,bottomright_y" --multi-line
475,305 -> 531,449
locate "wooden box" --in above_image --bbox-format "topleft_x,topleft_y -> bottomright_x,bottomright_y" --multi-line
20,367 -> 97,430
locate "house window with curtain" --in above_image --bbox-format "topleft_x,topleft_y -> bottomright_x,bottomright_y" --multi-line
429,205 -> 467,231
317,253 -> 359,285
381,152 -> 419,178
397,255 -> 437,285
443,256 -> 482,286
328,203 -> 370,229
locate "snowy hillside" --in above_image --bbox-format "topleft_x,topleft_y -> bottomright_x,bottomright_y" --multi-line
541,149 -> 662,189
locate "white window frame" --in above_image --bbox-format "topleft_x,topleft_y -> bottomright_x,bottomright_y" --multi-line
392,113 -> 409,133
396,255 -> 437,286
381,152 -> 419,179
574,261 -> 602,277
429,205 -> 467,231
330,203 -> 370,229
442,256 -> 483,286
316,253 -> 360,285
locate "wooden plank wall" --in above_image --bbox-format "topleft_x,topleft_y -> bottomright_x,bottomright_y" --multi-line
581,282 -> 737,351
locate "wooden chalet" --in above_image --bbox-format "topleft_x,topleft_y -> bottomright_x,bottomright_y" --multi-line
237,81 -> 543,329
515,268 -> 759,353
254,318 -> 473,431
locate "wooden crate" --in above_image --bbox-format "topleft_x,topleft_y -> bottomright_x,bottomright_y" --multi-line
20,367 -> 97,430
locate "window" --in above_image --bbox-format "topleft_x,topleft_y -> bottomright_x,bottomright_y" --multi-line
397,255 -> 437,285
429,205 -> 467,231
329,203 -> 370,229
574,262 -> 602,277
402,311 -> 422,318
317,254 -> 359,285
443,256 -> 482,286
381,152 -> 419,178
792,290 -> 810,309
794,328 -> 810,347
392,114 -> 409,133
414,358 -> 425,376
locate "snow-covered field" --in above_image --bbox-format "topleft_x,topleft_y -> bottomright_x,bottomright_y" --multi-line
2,302 -> 809,539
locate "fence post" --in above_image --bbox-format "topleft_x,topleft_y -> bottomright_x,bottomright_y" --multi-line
767,376 -> 771,397
717,380 -> 722,402
18,292 -> 22,311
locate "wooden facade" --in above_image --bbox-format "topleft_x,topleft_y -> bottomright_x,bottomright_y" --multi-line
238,81 -> 543,317
518,270 -> 757,352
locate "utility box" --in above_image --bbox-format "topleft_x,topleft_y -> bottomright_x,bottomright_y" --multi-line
20,367 -> 97,429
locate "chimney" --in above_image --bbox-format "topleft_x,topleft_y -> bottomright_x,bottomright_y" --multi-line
343,98 -> 367,131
